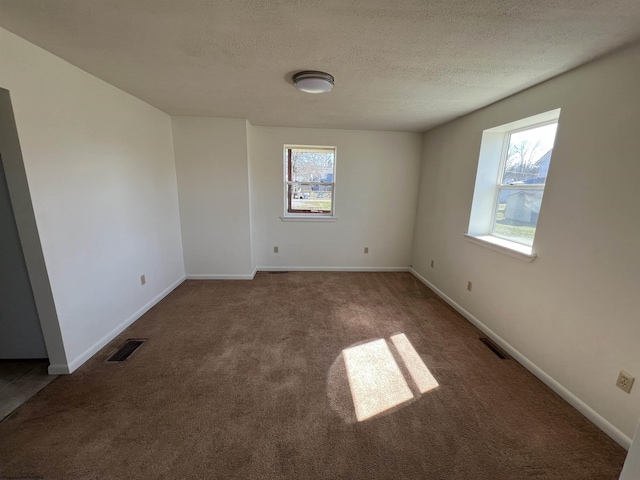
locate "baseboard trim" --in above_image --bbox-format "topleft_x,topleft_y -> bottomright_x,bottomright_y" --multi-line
409,268 -> 632,450
186,272 -> 256,280
185,267 -> 408,279
256,266 -> 411,272
49,275 -> 186,375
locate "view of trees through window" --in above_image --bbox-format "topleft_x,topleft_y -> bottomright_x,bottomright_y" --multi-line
493,122 -> 558,245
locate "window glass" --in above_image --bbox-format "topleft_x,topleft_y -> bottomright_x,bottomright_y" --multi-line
290,184 -> 333,213
490,122 -> 557,245
501,123 -> 557,185
492,188 -> 544,246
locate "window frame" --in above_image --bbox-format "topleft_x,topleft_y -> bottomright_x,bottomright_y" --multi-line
488,119 -> 557,244
283,145 -> 337,218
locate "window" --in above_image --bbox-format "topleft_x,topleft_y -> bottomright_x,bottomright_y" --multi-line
284,145 -> 336,217
467,109 -> 560,258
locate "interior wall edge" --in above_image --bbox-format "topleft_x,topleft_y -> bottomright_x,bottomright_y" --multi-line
620,421 -> 640,479
0,88 -> 66,365
409,267 -> 632,450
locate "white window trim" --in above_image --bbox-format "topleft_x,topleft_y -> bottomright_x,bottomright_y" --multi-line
279,215 -> 338,222
283,144 -> 337,219
466,108 -> 561,260
464,234 -> 537,262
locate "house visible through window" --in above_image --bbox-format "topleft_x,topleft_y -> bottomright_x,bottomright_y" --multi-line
284,146 -> 336,216
467,109 -> 560,255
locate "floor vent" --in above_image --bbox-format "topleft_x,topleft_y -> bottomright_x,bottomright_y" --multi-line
479,337 -> 510,359
107,339 -> 145,362
268,271 -> 289,274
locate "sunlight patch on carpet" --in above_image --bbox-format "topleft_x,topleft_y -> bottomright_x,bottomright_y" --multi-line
391,333 -> 439,393
343,339 -> 414,421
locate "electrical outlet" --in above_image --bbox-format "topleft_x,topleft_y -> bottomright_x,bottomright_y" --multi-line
616,371 -> 634,393
140,274 -> 146,286
364,247 -> 369,254
467,281 -> 472,291
274,246 -> 279,253
430,260 -> 434,268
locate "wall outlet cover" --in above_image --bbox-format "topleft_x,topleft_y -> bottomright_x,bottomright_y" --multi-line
616,371 -> 634,393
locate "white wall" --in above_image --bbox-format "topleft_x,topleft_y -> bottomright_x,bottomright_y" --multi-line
173,123 -> 422,274
172,117 -> 253,278
0,28 -> 185,373
411,42 -> 640,445
250,126 -> 422,270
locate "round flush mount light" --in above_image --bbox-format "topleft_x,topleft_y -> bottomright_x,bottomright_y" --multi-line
292,71 -> 335,94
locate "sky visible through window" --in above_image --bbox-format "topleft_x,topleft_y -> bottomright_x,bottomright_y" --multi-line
502,123 -> 558,184
509,123 -> 557,157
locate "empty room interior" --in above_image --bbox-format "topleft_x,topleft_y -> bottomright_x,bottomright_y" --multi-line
1,1 -> 640,478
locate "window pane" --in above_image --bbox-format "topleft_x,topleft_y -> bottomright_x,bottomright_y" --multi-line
289,150 -> 335,183
290,184 -> 333,213
493,188 -> 543,246
501,123 -> 557,185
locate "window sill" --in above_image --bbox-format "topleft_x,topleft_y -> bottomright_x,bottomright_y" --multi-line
280,216 -> 338,222
463,234 -> 537,262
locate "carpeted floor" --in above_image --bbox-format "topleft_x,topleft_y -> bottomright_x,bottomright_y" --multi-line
0,272 -> 626,479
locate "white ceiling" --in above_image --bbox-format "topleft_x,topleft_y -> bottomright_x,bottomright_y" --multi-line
1,1 -> 640,132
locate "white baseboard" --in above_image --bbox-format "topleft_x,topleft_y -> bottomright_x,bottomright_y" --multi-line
185,267 -> 409,279
256,266 -> 411,272
49,275 -> 186,375
186,271 -> 256,280
409,268 -> 632,450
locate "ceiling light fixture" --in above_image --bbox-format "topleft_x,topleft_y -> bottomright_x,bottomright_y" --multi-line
292,71 -> 335,94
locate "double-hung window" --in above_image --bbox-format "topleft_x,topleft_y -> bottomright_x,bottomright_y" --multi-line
284,145 -> 336,217
467,109 -> 560,257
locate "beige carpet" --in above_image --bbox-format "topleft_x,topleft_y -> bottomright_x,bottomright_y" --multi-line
0,272 -> 626,479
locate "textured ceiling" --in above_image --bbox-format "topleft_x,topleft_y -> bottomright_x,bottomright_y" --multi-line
1,1 -> 640,132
